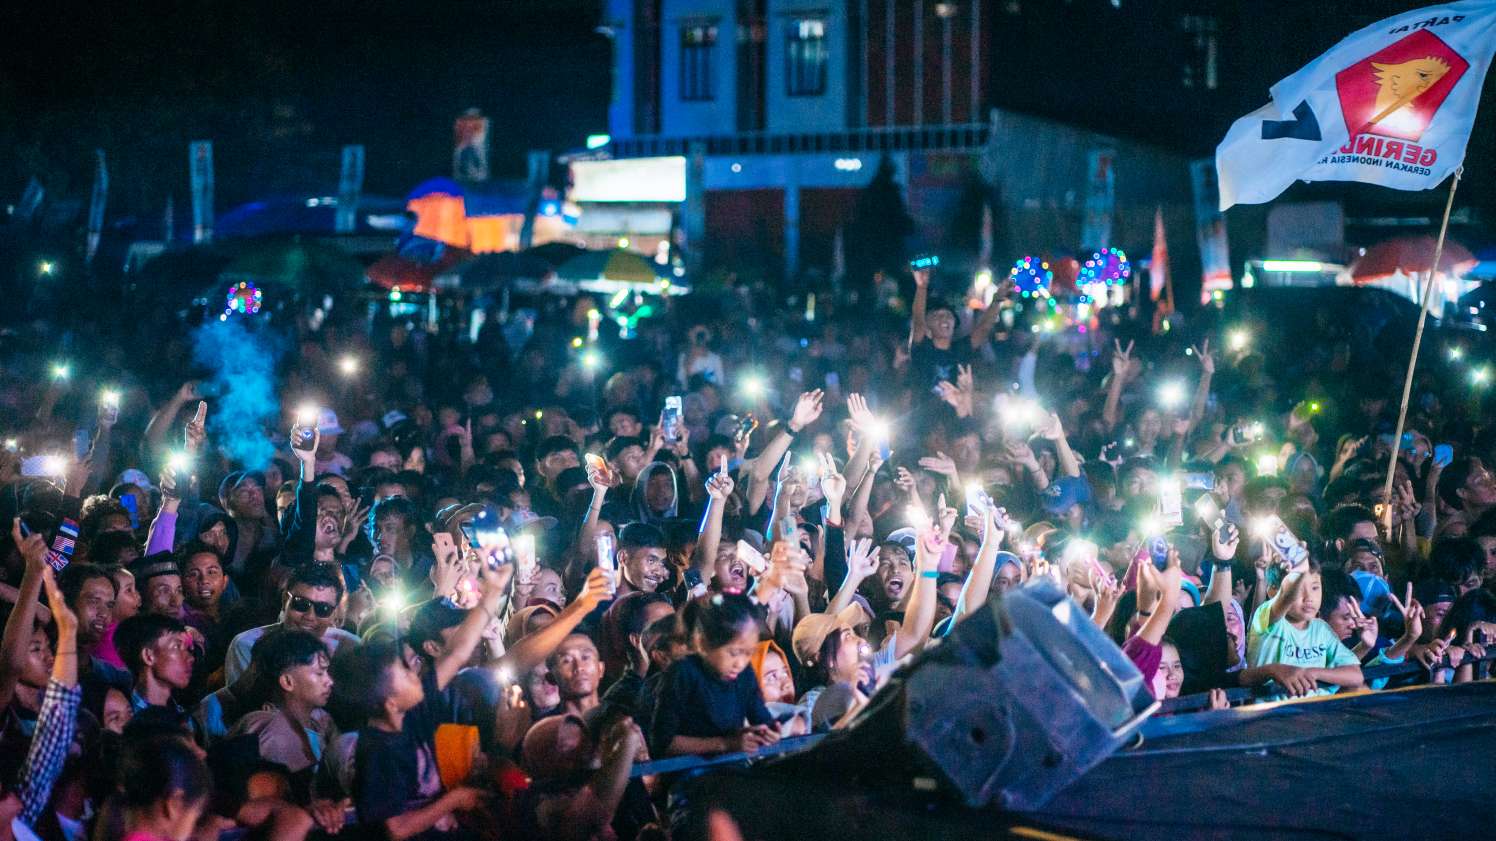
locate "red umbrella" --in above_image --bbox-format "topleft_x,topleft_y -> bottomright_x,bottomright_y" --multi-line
1350,235 -> 1476,283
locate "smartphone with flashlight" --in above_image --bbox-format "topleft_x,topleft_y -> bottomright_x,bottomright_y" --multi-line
736,540 -> 768,575
966,484 -> 993,518
1134,535 -> 1171,571
291,406 -> 318,452
1158,478 -> 1184,528
460,510 -> 513,569
99,392 -> 120,426
735,413 -> 758,444
909,254 -> 940,271
662,396 -> 683,444
1181,472 -> 1215,491
1230,423 -> 1263,446
595,532 -> 616,572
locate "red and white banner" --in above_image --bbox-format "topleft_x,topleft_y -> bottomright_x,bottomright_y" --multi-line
1217,1 -> 1496,209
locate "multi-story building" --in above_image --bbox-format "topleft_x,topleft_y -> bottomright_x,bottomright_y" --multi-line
575,0 -> 1221,291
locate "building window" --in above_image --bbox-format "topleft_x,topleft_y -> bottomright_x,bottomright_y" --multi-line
786,18 -> 827,97
1181,14 -> 1219,91
680,23 -> 717,101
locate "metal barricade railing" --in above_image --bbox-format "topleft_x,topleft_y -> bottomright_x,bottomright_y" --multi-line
1156,649 -> 1496,715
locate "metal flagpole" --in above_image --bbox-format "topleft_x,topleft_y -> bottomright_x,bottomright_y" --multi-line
1381,167 -> 1463,531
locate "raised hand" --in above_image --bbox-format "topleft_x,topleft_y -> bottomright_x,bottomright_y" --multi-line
846,393 -> 875,433
1111,339 -> 1136,380
705,467 -> 735,500
1415,629 -> 1457,670
1211,522 -> 1240,562
586,459 -> 621,491
185,401 -> 208,453
789,389 -> 825,433
845,538 -> 877,581
935,493 -> 958,541
956,363 -> 974,395
430,534 -> 463,597
576,566 -> 613,610
935,380 -> 972,417
1348,600 -> 1378,650
12,518 -> 48,574
917,451 -> 958,478
40,566 -> 77,639
1036,412 -> 1066,441
894,466 -> 916,498
494,683 -> 531,752
160,466 -> 180,501
1387,583 -> 1423,645
1191,337 -> 1215,376
1002,439 -> 1040,471
817,452 -> 846,507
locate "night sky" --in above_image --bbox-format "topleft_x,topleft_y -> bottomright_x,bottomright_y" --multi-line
0,0 -> 611,215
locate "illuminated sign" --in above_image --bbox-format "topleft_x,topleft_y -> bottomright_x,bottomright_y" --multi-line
570,157 -> 687,203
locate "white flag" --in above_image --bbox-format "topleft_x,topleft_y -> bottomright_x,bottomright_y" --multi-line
1217,1 -> 1496,210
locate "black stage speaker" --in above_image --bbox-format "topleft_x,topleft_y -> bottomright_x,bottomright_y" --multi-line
769,578 -> 1157,811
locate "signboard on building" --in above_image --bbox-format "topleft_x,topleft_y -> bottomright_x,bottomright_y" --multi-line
454,110 -> 491,182
569,156 -> 688,203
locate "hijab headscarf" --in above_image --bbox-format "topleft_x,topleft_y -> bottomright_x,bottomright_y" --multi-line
1168,601 -> 1233,697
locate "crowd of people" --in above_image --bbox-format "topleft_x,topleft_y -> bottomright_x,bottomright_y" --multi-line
0,261 -> 1493,841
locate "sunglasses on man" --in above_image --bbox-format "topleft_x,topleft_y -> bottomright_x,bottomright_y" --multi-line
289,595 -> 338,618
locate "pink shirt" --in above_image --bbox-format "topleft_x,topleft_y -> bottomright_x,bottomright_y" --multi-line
94,622 -> 125,669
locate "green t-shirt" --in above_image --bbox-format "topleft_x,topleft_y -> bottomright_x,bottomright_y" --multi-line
1248,595 -> 1360,697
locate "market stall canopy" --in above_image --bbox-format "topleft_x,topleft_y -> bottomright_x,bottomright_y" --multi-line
217,237 -> 367,293
556,248 -> 686,296
1350,235 -> 1477,283
405,177 -> 530,253
367,246 -> 473,293
445,251 -> 558,291
522,242 -> 587,269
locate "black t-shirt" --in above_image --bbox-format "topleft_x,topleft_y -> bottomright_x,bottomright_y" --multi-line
649,653 -> 773,757
909,338 -> 972,391
353,666 -> 451,830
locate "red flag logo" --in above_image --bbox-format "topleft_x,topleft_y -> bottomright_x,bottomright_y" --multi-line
1335,29 -> 1469,142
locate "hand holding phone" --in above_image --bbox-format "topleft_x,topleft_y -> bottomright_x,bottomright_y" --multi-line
291,405 -> 319,453
662,396 -> 683,444
1434,444 -> 1454,468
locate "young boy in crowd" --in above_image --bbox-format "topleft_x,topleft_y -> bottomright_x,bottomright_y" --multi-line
1248,557 -> 1365,698
341,561 -> 511,840
114,613 -> 196,730
224,628 -> 349,833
